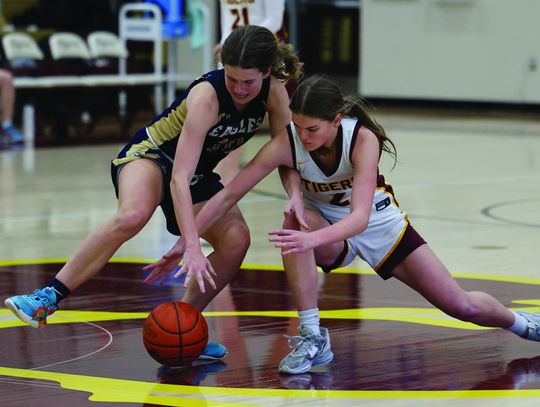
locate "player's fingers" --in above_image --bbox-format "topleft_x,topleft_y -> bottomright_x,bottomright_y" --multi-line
268,234 -> 286,241
143,275 -> 154,284
268,229 -> 295,237
207,261 -> 217,276
142,262 -> 160,271
269,235 -> 294,244
281,247 -> 300,256
158,273 -> 168,286
143,269 -> 161,284
203,270 -> 217,289
196,274 -> 206,293
296,215 -> 310,230
183,272 -> 192,288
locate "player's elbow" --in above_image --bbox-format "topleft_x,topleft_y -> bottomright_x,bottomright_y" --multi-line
170,173 -> 190,193
351,211 -> 369,235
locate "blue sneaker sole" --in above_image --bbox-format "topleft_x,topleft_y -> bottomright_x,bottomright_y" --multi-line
4,298 -> 40,328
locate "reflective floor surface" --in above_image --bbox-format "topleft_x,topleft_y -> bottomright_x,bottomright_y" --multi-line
2,108 -> 540,406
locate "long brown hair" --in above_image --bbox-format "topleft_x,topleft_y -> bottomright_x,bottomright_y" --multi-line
290,75 -> 396,163
221,25 -> 303,81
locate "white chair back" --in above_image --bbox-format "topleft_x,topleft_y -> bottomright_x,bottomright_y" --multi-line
87,31 -> 128,59
49,32 -> 91,60
2,32 -> 44,60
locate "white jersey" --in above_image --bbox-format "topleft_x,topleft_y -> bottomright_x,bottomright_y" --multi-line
219,0 -> 285,44
287,117 -> 408,272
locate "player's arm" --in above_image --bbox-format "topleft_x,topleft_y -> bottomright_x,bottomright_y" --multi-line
144,131 -> 294,285
327,126 -> 380,239
270,126 -> 379,253
195,131 -> 293,235
265,77 -> 306,225
266,76 -> 291,138
169,82 -> 220,291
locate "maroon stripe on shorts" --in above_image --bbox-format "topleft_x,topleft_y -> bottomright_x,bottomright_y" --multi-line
320,240 -> 350,274
376,223 -> 426,280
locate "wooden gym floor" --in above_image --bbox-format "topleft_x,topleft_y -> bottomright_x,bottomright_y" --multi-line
1,107 -> 540,406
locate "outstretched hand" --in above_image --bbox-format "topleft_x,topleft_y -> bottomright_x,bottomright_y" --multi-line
143,239 -> 217,293
268,228 -> 315,255
181,247 -> 217,293
143,240 -> 187,285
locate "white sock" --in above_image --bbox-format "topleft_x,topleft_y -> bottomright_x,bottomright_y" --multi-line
299,308 -> 320,335
507,311 -> 528,337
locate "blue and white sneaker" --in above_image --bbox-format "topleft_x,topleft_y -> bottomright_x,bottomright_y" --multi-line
515,311 -> 540,341
1,124 -> 24,144
198,340 -> 228,361
279,326 -> 334,374
4,287 -> 58,328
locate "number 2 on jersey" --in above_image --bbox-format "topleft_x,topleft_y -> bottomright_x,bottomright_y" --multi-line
231,7 -> 249,29
329,193 -> 350,207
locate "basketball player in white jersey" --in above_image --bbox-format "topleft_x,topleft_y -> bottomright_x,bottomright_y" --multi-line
145,75 -> 540,374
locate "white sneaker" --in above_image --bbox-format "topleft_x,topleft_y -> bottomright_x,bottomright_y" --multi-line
515,311 -> 540,341
279,326 -> 333,374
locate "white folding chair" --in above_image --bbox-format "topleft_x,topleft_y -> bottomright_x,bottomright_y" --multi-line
48,32 -> 91,60
87,31 -> 128,59
2,32 -> 44,61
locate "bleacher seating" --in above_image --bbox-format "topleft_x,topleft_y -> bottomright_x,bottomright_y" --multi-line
87,31 -> 129,74
1,32 -> 44,75
47,32 -> 92,75
87,31 -> 128,59
48,32 -> 91,60
2,32 -> 44,62
1,2 -> 212,142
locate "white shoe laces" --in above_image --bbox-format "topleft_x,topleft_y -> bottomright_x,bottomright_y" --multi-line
284,334 -> 319,357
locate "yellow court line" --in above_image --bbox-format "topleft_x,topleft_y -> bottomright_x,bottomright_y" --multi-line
1,365 -> 540,405
2,258 -> 540,286
2,258 -> 540,403
3,306 -> 540,331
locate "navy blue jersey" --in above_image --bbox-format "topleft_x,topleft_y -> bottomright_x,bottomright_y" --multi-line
113,69 -> 270,178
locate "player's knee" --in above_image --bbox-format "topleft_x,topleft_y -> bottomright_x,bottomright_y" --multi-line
218,223 -> 251,257
213,222 -> 251,258
112,210 -> 150,237
446,300 -> 481,322
282,212 -> 299,229
231,223 -> 251,255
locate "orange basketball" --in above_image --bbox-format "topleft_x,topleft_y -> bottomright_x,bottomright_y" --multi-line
143,301 -> 208,366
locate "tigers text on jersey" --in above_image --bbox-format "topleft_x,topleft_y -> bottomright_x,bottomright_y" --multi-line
287,117 -> 408,273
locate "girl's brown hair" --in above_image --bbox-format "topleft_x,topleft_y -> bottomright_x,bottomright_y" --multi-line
221,25 -> 303,81
290,75 -> 396,162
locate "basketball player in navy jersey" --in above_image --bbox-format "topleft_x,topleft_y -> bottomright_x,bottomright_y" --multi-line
4,25 -> 303,362
145,75 -> 540,373
214,0 -> 291,185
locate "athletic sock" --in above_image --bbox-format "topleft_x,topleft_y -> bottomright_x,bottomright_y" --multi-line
299,308 -> 320,336
47,278 -> 71,303
507,311 -> 528,337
